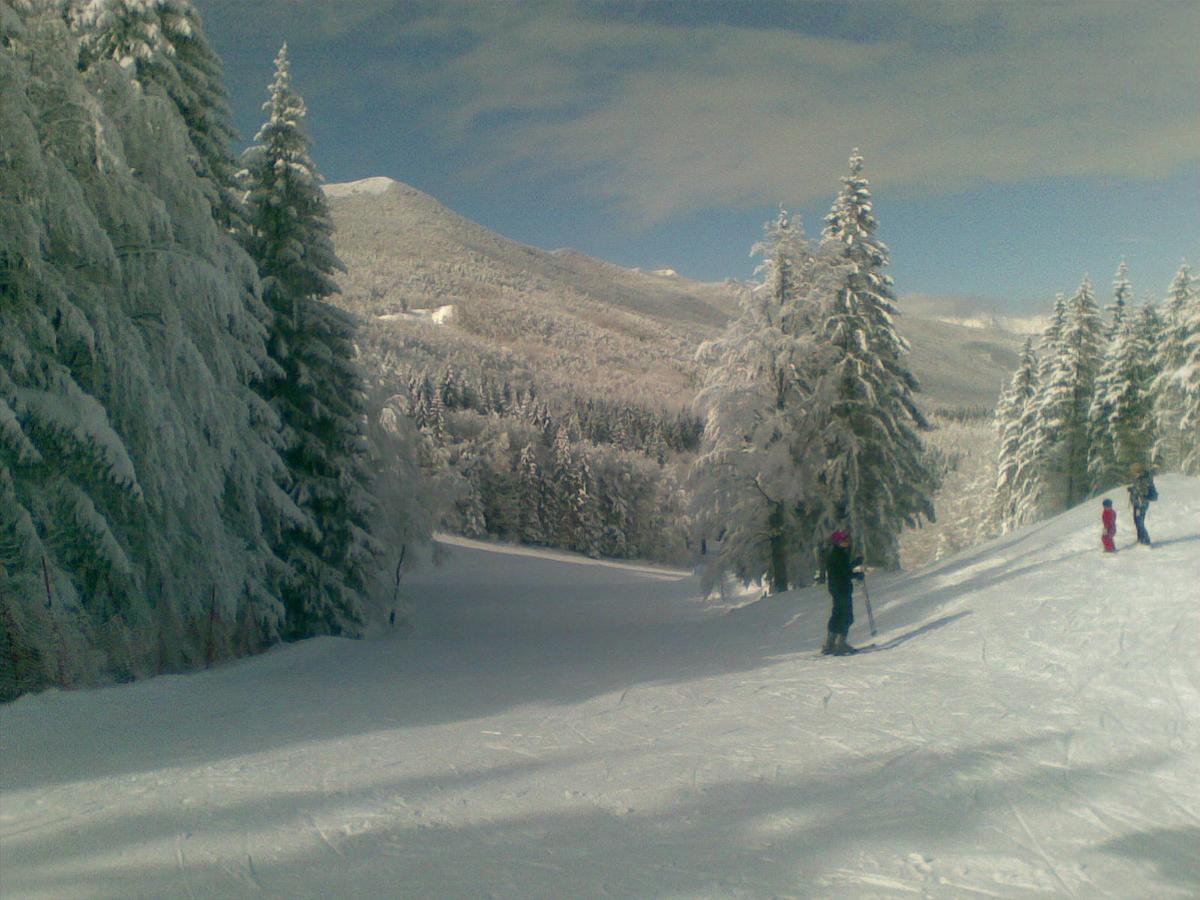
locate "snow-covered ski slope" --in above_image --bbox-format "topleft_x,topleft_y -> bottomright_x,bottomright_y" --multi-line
3,477 -> 1198,899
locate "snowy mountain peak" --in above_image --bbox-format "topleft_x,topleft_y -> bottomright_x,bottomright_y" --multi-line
323,176 -> 398,199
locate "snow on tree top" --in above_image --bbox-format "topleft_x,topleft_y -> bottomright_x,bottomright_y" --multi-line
323,176 -> 398,199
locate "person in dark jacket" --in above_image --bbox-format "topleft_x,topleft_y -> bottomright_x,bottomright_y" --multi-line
1127,463 -> 1158,546
823,531 -> 864,655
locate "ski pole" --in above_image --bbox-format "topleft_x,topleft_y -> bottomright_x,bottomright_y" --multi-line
861,572 -> 877,637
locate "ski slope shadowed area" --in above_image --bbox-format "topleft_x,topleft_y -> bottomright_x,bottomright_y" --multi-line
3,477 -> 1199,898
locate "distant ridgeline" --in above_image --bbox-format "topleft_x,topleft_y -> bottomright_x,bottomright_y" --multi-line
389,364 -> 702,563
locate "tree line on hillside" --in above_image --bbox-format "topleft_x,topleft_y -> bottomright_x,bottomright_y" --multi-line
405,367 -> 702,458
1,1 -> 424,698
993,262 -> 1199,531
393,368 -> 696,562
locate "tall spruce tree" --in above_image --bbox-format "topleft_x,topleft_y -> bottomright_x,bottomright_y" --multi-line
1107,260 -> 1132,340
1088,312 -> 1156,490
1012,291 -> 1068,515
572,452 -> 604,558
516,442 -> 546,545
993,339 -> 1039,531
813,150 -> 935,568
1086,344 -> 1120,493
1011,343 -> 1053,529
1036,277 -> 1105,510
547,425 -> 583,550
241,44 -> 375,639
1152,263 -> 1198,470
1086,263 -> 1135,486
1179,293 -> 1200,474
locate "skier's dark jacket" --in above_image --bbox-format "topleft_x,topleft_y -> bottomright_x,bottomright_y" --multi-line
826,545 -> 863,596
1128,472 -> 1158,509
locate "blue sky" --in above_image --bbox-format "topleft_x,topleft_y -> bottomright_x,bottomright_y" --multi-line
196,0 -> 1198,312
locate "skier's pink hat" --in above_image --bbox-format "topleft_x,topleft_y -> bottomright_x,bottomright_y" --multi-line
830,530 -> 849,543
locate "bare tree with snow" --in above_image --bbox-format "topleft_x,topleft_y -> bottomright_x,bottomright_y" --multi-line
690,210 -> 830,593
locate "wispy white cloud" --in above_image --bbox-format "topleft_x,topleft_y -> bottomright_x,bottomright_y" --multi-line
399,1 -> 1199,222
212,1 -> 1200,224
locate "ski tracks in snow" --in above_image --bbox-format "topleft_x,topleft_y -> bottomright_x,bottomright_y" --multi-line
3,478 -> 1199,897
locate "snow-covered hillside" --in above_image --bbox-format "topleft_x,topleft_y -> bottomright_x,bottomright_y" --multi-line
323,176 -> 1025,410
3,477 -> 1198,898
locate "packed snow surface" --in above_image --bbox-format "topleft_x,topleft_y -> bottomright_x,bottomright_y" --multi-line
322,176 -> 397,199
3,478 -> 1199,898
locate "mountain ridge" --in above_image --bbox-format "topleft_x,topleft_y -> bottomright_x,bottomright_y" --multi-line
324,176 -> 1024,409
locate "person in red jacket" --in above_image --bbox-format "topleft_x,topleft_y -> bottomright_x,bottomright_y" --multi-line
1101,498 -> 1117,553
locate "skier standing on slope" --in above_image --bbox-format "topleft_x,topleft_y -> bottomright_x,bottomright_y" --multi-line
1101,499 -> 1117,553
1127,464 -> 1158,546
822,531 -> 864,656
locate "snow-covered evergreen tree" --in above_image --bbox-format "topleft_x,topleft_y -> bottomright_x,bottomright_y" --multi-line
1152,263 -> 1198,471
453,445 -> 488,538
547,425 -> 582,550
1002,294 -> 1069,528
1088,312 -> 1156,490
1086,356 -> 1120,493
993,339 -> 1038,531
813,151 -> 936,568
241,44 -> 376,640
477,430 -> 519,539
1180,296 -> 1200,474
573,452 -> 605,558
1036,276 -> 1105,510
1,4 -> 292,692
1107,259 -> 1132,340
594,464 -> 631,558
72,0 -> 242,227
516,442 -> 546,545
1085,264 -> 1132,486
1036,292 -> 1067,375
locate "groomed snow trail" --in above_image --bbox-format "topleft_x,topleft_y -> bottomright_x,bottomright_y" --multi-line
3,477 -> 1198,899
